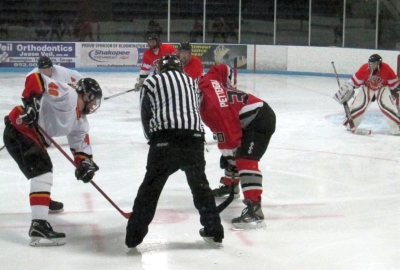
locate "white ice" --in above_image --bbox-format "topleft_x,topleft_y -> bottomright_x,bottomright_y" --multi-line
1,71 -> 400,270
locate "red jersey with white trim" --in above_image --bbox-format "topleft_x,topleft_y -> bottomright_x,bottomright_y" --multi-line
349,62 -> 399,91
198,64 -> 264,155
139,43 -> 177,77
184,55 -> 204,80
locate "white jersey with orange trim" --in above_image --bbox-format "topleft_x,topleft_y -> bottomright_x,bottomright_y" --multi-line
38,74 -> 91,155
28,65 -> 82,87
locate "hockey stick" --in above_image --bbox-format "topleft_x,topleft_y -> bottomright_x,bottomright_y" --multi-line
0,145 -> 5,151
104,89 -> 136,100
216,177 -> 236,213
37,125 -> 132,219
331,62 -> 371,135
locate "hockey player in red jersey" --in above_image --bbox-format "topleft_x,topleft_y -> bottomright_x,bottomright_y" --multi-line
333,54 -> 400,134
3,74 -> 102,246
198,64 -> 276,229
134,33 -> 177,91
178,42 -> 204,81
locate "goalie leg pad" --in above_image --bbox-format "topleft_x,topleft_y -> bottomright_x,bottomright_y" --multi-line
342,86 -> 372,129
377,86 -> 400,135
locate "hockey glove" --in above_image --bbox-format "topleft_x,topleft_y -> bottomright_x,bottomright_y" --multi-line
75,158 -> 99,183
134,78 -> 145,92
20,96 -> 41,126
220,155 -> 238,173
333,83 -> 354,104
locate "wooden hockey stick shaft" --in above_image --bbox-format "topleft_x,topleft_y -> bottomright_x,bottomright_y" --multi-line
331,62 -> 371,135
104,89 -> 136,100
331,62 -> 356,130
37,125 -> 132,219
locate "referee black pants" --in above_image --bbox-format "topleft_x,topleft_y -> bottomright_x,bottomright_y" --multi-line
126,131 -> 223,248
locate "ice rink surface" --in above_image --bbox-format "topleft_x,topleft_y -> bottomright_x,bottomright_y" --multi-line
1,71 -> 400,270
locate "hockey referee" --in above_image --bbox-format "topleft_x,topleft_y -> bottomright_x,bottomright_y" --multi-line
125,55 -> 224,247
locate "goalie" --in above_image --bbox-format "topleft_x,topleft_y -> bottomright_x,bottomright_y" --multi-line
333,54 -> 400,135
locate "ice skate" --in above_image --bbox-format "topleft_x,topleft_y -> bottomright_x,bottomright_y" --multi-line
199,228 -> 222,247
29,220 -> 66,247
49,199 -> 64,213
232,200 -> 266,230
212,176 -> 240,199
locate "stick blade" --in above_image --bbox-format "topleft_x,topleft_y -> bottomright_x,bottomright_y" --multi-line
123,212 -> 132,219
351,129 -> 372,135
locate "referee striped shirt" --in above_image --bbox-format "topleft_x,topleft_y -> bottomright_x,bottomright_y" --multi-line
140,70 -> 204,139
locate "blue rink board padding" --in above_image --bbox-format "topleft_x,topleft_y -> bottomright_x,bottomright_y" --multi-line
0,67 -> 353,78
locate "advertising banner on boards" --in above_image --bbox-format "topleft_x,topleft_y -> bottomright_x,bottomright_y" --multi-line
0,42 -> 76,68
79,43 -> 146,68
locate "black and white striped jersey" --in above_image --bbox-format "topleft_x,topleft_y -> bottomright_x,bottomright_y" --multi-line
140,70 -> 204,139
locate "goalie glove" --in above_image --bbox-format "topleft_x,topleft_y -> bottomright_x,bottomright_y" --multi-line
20,95 -> 41,126
75,158 -> 99,183
333,83 -> 355,104
134,78 -> 145,92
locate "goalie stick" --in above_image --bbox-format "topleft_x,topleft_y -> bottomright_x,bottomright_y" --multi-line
37,125 -> 132,219
331,62 -> 371,135
104,88 -> 136,100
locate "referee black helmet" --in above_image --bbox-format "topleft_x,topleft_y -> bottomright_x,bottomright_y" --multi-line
158,55 -> 183,73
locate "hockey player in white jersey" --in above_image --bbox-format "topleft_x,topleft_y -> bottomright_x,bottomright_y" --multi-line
28,56 -> 82,88
3,73 -> 102,246
27,56 -> 83,213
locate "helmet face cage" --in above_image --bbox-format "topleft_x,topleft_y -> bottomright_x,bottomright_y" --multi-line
178,42 -> 192,53
158,55 -> 183,73
76,78 -> 103,114
38,56 -> 53,69
368,54 -> 382,72
147,33 -> 160,49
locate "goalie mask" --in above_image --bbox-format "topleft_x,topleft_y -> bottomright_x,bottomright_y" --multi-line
76,78 -> 103,114
368,54 -> 382,75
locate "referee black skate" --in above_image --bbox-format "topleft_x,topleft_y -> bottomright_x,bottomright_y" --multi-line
125,55 -> 224,247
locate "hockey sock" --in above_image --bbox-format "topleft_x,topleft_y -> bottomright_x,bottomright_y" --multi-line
30,172 -> 53,220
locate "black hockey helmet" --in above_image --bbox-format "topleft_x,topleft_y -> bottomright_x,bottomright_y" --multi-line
37,56 -> 53,69
158,55 -> 183,73
146,32 -> 161,49
368,54 -> 382,72
76,78 -> 103,114
178,42 -> 192,52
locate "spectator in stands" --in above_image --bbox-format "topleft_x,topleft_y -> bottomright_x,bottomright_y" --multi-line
225,18 -> 238,42
190,20 -> 203,43
49,19 -> 62,41
212,17 -> 227,43
35,20 -> 50,41
0,19 -> 9,40
79,20 -> 94,42
147,19 -> 163,38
